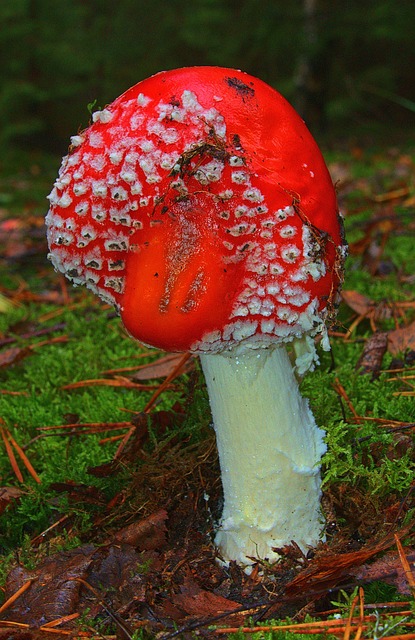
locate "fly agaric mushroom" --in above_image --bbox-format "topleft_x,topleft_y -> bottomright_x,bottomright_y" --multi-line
46,66 -> 346,566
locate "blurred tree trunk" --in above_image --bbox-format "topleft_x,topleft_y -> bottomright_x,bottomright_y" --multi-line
295,0 -> 333,132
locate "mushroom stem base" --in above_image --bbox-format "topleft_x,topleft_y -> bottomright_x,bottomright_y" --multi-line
199,344 -> 326,566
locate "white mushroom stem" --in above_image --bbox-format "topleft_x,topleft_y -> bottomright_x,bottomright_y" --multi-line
199,344 -> 326,566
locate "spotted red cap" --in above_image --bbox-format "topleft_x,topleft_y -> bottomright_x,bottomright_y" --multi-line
46,66 -> 346,353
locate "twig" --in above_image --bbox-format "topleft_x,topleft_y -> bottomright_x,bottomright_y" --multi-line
394,534 -> 415,597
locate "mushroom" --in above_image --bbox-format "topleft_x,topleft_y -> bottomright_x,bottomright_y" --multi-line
46,66 -> 346,567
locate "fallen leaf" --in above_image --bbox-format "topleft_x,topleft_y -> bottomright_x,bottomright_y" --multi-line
3,548 -> 95,625
352,549 -> 415,595
356,331 -> 388,377
130,353 -> 194,381
0,487 -> 24,515
112,509 -> 168,550
341,290 -> 373,316
0,346 -> 31,369
172,589 -> 241,618
388,321 -> 415,355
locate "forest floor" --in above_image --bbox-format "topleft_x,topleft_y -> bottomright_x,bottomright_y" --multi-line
0,141 -> 414,639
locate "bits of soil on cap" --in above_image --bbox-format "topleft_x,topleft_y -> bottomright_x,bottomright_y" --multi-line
226,76 -> 255,99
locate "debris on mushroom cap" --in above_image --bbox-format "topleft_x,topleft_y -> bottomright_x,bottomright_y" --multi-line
46,66 -> 346,355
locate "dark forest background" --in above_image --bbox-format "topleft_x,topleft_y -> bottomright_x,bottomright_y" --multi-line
1,0 -> 414,153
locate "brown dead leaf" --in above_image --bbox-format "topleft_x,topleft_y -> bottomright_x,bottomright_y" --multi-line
172,589 -> 241,619
356,331 -> 388,377
0,346 -> 31,369
388,320 -> 415,355
0,486 -> 24,515
112,509 -> 168,550
170,572 -> 242,623
352,549 -> 415,595
3,548 -> 95,625
130,353 -> 194,381
341,290 -> 373,316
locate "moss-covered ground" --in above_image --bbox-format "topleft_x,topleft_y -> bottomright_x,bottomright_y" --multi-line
0,144 -> 414,638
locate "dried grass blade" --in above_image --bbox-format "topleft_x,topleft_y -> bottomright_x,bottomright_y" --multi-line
6,429 -> 41,484
0,579 -> 34,614
0,426 -> 23,482
394,534 -> 415,596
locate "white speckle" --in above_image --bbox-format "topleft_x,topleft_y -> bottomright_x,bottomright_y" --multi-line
139,157 -> 155,175
248,298 -> 262,314
84,252 -> 103,270
310,171 -> 315,178
277,206 -> 295,221
89,132 -> 104,148
70,135 -> 84,147
228,223 -> 249,236
277,308 -> 299,323
65,218 -> 77,232
232,321 -> 258,341
281,246 -> 301,263
283,285 -> 310,307
182,90 -> 202,112
124,152 -> 139,164
120,170 -> 136,184
59,193 -> 72,208
104,276 -> 125,293
92,108 -> 113,124
235,205 -> 248,218
130,112 -> 145,130
90,155 -> 106,172
231,305 -> 249,317
109,208 -> 131,226
230,156 -> 244,167
137,93 -> 151,107
243,187 -> 264,203
217,189 -> 233,201
66,152 -> 81,167
104,232 -> 129,251
75,202 -> 89,216
266,284 -> 280,295
138,138 -> 154,153
159,153 -> 178,170
131,182 -> 143,195
202,330 -> 222,344
231,171 -> 249,184
109,150 -> 123,165
161,128 -> 180,144
108,259 -> 125,271
270,262 -> 285,275
279,225 -> 296,238
111,186 -> 128,201
80,226 -> 97,242
73,183 -> 88,196
92,182 -> 108,197
91,205 -> 106,222
194,160 -> 224,184
47,188 -> 59,205
85,270 -> 100,285
261,319 -> 275,333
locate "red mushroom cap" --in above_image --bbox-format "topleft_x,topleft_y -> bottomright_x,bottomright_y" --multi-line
46,66 -> 345,353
